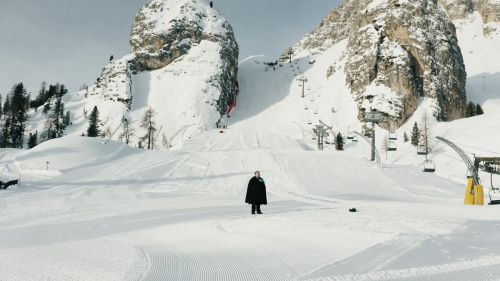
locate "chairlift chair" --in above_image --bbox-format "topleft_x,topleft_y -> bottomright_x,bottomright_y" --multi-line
423,160 -> 436,173
388,132 -> 398,140
388,141 -> 397,151
417,146 -> 428,155
488,175 -> 500,205
347,132 -> 354,140
352,135 -> 359,142
487,164 -> 500,205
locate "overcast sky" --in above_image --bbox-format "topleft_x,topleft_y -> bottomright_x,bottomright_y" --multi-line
0,0 -> 341,96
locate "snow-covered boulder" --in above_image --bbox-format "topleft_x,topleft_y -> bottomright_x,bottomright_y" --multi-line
31,0 -> 239,148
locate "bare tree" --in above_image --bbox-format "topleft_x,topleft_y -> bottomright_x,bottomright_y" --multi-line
420,112 -> 434,159
140,107 -> 158,150
101,126 -> 112,139
119,117 -> 135,145
161,133 -> 171,150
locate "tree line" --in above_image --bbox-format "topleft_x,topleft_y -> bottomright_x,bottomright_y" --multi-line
85,105 -> 164,150
0,81 -> 165,150
0,82 -> 71,149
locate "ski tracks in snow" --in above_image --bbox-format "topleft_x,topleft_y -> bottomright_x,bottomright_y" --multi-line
301,255 -> 500,281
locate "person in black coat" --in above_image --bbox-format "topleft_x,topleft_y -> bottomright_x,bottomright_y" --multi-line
245,171 -> 267,214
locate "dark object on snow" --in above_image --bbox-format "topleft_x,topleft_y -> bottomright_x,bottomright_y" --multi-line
245,174 -> 267,215
349,208 -> 357,212
109,55 -> 114,62
0,179 -> 19,189
210,1 -> 213,8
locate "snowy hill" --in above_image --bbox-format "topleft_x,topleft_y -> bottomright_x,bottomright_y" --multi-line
27,0 -> 238,148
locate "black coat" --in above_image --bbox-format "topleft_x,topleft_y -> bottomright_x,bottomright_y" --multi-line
245,176 -> 267,205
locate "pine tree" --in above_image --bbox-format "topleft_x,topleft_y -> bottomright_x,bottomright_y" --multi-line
27,131 -> 38,148
3,96 -> 10,117
87,106 -> 100,137
403,131 -> 409,143
0,94 -> 3,120
63,111 -> 71,127
140,108 -> 158,150
0,116 -> 11,148
8,83 -> 29,148
466,101 -> 476,117
31,82 -> 47,108
475,103 -> 484,115
411,122 -> 420,147
44,117 -> 55,141
335,132 -> 345,151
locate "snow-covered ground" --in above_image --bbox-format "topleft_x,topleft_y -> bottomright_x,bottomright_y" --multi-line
1,44 -> 500,280
1,5 -> 500,279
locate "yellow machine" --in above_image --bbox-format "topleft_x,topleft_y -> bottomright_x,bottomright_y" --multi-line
464,178 -> 483,205
436,137 -> 499,206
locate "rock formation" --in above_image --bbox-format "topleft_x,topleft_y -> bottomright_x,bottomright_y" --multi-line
288,0 -> 470,129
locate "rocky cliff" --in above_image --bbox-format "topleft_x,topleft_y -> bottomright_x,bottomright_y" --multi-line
288,0 -> 470,129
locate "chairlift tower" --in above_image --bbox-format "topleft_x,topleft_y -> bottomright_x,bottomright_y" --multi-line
313,124 -> 329,151
297,76 -> 308,98
365,111 -> 382,162
288,48 -> 293,63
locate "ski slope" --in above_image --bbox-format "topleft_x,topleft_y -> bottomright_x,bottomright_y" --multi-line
2,44 -> 500,280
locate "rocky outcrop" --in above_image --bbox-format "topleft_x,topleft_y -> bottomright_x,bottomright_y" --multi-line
345,0 -> 467,128
288,0 -> 468,129
477,0 -> 500,23
129,0 -> 239,116
90,54 -> 135,109
438,0 -> 475,20
438,0 -> 500,36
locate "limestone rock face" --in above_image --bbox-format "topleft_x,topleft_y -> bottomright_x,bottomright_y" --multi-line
129,0 -> 239,115
477,0 -> 500,23
288,0 -> 468,129
438,0 -> 475,20
130,0 -> 238,71
345,0 -> 467,128
91,54 -> 136,109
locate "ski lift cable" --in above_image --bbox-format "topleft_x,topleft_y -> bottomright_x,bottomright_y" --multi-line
354,131 -> 381,166
104,118 -> 126,144
449,141 -> 500,156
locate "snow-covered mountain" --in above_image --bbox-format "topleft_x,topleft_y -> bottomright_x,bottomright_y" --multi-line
28,0 -> 238,148
285,0 -> 500,130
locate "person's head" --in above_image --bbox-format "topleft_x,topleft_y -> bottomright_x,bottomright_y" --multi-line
255,171 -> 261,178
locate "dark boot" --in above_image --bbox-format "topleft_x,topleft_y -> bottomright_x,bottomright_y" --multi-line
257,204 -> 262,214
251,204 -> 256,214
